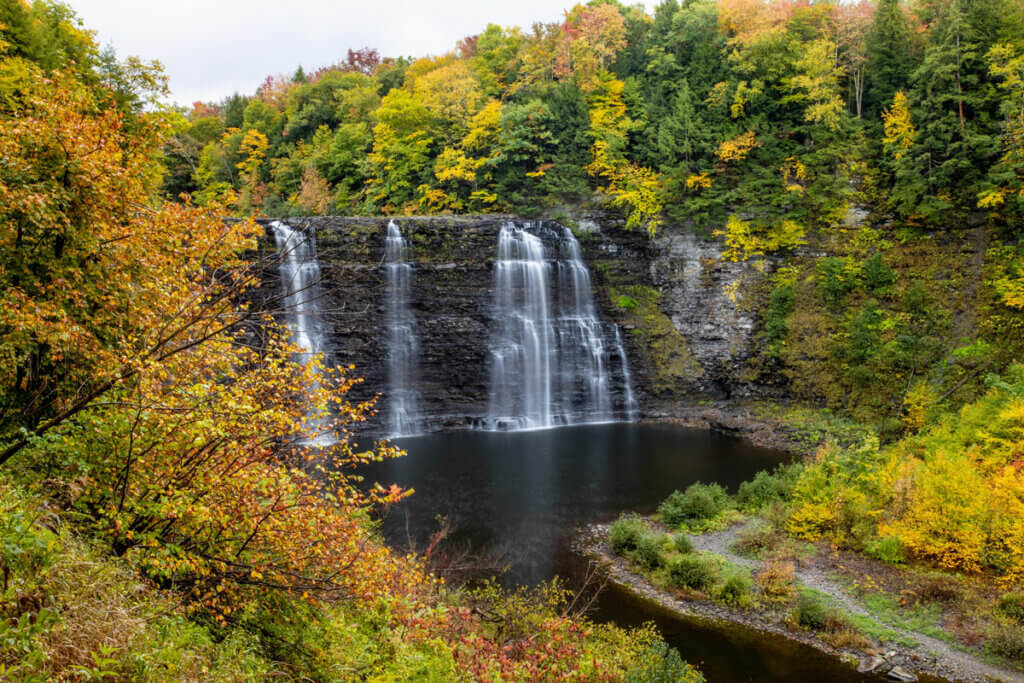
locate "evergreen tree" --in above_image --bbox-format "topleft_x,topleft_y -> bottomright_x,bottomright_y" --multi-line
896,0 -> 996,221
655,79 -> 701,170
222,92 -> 247,129
865,0 -> 916,119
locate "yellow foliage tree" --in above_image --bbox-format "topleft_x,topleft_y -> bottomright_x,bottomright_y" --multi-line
879,447 -> 991,573
432,99 -> 503,211
294,165 -> 332,214
716,215 -> 805,261
408,56 -> 483,141
787,39 -> 845,131
716,130 -> 760,163
790,370 -> 1024,585
236,128 -> 268,178
585,72 -> 663,235
686,172 -> 713,190
882,91 -> 916,159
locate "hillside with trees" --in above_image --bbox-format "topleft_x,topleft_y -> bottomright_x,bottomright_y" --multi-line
3,0 -> 1024,679
168,0 -> 1024,243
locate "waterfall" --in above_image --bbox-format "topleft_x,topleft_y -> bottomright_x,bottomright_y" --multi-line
488,225 -> 553,430
556,227 -> 612,421
614,326 -> 639,421
485,222 -> 636,430
270,221 -> 335,446
384,220 -> 421,437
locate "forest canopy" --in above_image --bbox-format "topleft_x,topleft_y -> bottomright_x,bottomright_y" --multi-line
165,0 -> 1024,241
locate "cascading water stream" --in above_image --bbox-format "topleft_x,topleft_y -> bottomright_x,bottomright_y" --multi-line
556,227 -> 612,421
614,326 -> 639,421
486,222 -> 635,430
270,221 -> 335,446
384,220 -> 421,437
488,225 -> 553,430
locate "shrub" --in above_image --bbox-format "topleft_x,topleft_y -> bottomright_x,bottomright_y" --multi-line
733,520 -> 775,557
988,623 -> 1024,662
658,491 -> 690,527
794,593 -> 829,630
863,252 -> 895,292
668,555 -> 717,591
673,533 -> 694,554
865,535 -> 905,565
634,533 -> 666,571
736,463 -> 803,511
998,593 -> 1024,623
842,303 -> 882,364
914,576 -> 962,605
756,560 -> 796,602
624,641 -> 703,683
616,295 -> 639,310
610,514 -> 647,555
659,483 -> 730,526
902,280 -> 928,316
717,573 -> 754,608
818,257 -> 860,309
822,616 -> 872,650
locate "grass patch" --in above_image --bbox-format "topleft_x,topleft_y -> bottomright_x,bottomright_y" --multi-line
842,612 -> 919,648
794,588 -> 914,647
860,591 -> 952,643
730,516 -> 815,561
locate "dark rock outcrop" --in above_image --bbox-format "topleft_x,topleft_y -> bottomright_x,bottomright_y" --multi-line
254,215 -> 782,436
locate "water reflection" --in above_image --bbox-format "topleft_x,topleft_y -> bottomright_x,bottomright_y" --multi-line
358,424 -> 887,682
362,424 -> 783,583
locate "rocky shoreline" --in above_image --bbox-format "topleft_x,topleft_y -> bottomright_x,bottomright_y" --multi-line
577,523 -> 1024,683
645,403 -> 824,455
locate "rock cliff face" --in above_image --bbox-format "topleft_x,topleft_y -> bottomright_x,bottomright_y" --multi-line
256,215 -> 781,435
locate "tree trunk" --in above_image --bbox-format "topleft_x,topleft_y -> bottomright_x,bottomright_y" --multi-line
955,31 -> 967,147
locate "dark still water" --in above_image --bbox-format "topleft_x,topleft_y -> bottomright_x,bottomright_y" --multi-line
358,423 -> 874,682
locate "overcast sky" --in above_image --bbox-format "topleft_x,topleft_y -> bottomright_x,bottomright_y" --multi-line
67,0 -> 651,107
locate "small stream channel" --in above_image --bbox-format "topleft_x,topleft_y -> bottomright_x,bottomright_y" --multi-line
358,423 -> 882,682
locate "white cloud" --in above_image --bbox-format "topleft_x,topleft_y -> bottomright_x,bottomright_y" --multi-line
68,0 -> 636,106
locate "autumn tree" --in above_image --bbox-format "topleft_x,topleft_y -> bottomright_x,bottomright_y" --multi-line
366,88 -> 435,212
835,0 -> 873,118
557,3 -> 627,85
788,38 -> 846,132
471,24 -> 522,97
431,99 -> 503,211
0,35 -> 412,622
586,72 -> 663,234
343,46 -> 381,75
513,22 -> 562,91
